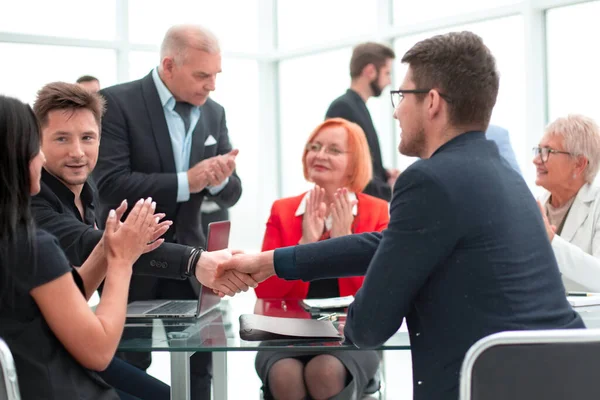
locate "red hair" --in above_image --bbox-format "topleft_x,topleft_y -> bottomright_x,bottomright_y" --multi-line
302,118 -> 373,193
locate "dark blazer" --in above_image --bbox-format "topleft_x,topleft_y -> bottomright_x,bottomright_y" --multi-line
276,132 -> 585,400
93,71 -> 242,248
31,170 -> 192,280
326,89 -> 390,201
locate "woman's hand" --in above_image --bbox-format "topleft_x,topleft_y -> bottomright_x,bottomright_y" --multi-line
300,185 -> 326,244
537,200 -> 557,242
330,188 -> 357,238
103,197 -> 160,267
107,200 -> 171,254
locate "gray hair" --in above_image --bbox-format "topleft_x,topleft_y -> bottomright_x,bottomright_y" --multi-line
545,114 -> 600,183
159,24 -> 220,66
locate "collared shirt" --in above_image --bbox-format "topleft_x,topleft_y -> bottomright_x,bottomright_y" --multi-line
41,169 -> 97,226
152,68 -> 200,203
295,191 -> 358,231
152,68 -> 228,203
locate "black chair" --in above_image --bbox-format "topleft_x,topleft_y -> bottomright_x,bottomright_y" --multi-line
459,329 -> 600,400
0,338 -> 21,400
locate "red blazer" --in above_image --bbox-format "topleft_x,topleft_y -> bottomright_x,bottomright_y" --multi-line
255,192 -> 390,299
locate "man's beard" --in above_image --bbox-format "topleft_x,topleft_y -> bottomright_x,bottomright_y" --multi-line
369,77 -> 383,97
400,128 -> 426,158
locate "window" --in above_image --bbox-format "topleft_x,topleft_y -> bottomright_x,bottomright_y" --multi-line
0,43 -> 117,104
393,0 -> 519,26
0,0 -> 116,40
277,0 -> 378,50
210,59 -> 261,249
547,1 -> 600,123
128,0 -> 258,52
278,48 -> 353,197
393,16 -> 526,172
129,51 -> 159,81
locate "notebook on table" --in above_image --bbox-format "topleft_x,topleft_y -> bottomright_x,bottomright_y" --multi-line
567,294 -> 600,308
125,221 -> 230,319
301,295 -> 355,311
239,314 -> 342,341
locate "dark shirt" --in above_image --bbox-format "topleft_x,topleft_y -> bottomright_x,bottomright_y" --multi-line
326,89 -> 391,201
0,228 -> 118,399
274,131 -> 585,400
32,169 -> 193,279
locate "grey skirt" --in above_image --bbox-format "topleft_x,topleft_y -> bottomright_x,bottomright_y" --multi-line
255,349 -> 380,400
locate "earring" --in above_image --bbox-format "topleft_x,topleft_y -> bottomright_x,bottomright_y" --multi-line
573,173 -> 577,179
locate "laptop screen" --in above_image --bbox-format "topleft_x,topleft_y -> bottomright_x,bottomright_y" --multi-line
194,220 -> 231,316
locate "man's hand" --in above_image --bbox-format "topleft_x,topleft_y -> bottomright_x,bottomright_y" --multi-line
194,249 -> 258,296
187,159 -> 214,194
386,168 -> 401,188
207,149 -> 238,186
537,200 -> 557,242
187,149 -> 239,193
218,250 -> 276,283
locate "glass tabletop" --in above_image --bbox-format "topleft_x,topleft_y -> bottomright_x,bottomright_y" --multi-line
118,298 -> 600,353
118,298 -> 410,352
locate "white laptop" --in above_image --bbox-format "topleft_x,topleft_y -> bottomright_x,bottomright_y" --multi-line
125,221 -> 230,319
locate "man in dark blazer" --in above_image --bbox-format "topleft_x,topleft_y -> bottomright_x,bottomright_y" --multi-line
326,42 -> 399,201
220,32 -> 585,400
93,25 -> 242,399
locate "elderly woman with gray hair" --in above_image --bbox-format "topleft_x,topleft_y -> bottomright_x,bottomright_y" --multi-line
534,114 -> 600,292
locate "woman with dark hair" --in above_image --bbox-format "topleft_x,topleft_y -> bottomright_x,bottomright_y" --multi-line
0,94 -> 166,399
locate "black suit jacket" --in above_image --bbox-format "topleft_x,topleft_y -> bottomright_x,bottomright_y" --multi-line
276,132 -> 584,400
31,170 -> 192,280
93,71 -> 242,247
326,89 -> 390,200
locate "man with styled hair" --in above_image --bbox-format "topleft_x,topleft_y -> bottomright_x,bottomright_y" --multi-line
91,24 -> 243,399
326,42 -> 399,201
220,31 -> 584,399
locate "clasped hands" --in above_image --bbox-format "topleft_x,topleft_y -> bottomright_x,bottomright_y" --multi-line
188,149 -> 238,194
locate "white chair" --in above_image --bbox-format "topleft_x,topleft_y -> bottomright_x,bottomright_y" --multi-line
0,338 -> 21,400
459,329 -> 600,400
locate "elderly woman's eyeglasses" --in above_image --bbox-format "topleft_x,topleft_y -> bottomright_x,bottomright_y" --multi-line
305,142 -> 348,156
532,146 -> 571,163
390,89 -> 452,108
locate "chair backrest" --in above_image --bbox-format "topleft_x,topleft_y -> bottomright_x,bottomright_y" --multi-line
0,338 -> 21,400
459,329 -> 600,400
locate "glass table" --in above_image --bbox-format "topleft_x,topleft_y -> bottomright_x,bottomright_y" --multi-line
119,298 -> 600,400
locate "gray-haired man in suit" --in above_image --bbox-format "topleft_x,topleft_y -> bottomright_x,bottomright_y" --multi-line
93,24 -> 242,399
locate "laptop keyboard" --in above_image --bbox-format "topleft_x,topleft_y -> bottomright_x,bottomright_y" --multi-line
150,301 -> 196,315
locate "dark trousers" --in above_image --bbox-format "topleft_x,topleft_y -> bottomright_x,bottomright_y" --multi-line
117,279 -> 213,400
99,356 -> 170,400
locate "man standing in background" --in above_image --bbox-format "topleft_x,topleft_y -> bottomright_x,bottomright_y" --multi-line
326,42 -> 400,201
76,75 -> 101,92
93,24 -> 242,399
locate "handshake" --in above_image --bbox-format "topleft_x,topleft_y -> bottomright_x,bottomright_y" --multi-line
194,249 -> 276,297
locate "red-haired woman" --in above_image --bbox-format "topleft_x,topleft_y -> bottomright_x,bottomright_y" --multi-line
255,118 -> 390,400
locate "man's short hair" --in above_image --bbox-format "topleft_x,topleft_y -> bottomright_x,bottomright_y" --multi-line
401,31 -> 499,128
302,118 -> 373,193
350,42 -> 396,79
34,82 -> 106,129
160,24 -> 220,66
76,75 -> 99,84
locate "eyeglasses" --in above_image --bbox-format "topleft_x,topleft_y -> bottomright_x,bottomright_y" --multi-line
390,89 -> 452,108
305,142 -> 348,156
532,146 -> 572,163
